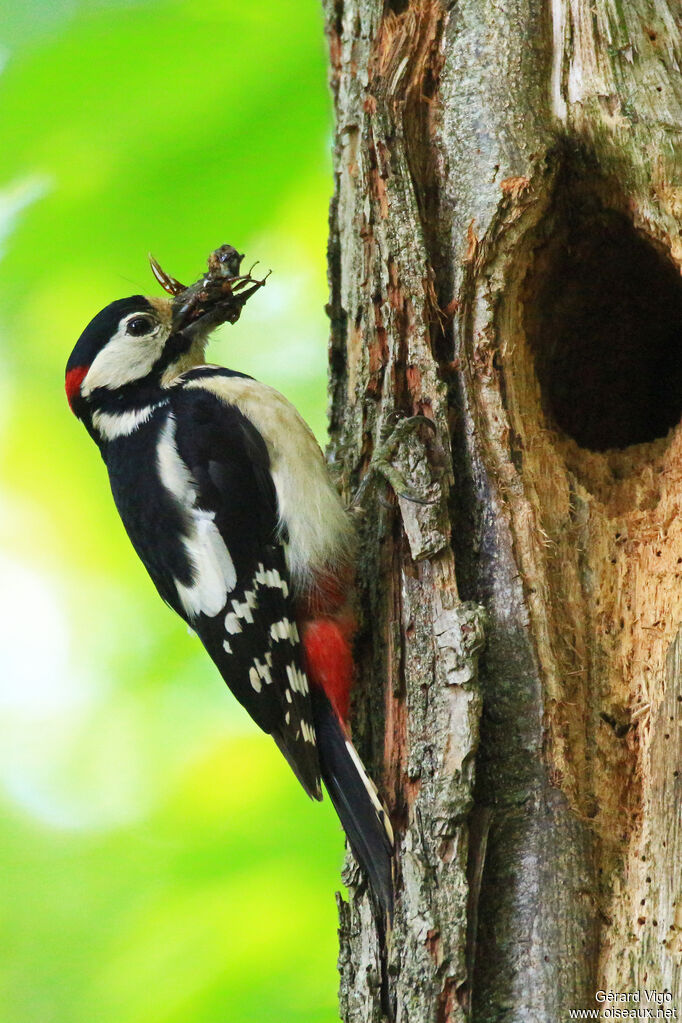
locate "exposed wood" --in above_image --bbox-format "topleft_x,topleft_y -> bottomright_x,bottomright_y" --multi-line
323,0 -> 682,1019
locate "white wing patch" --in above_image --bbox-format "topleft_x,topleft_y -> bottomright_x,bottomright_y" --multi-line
270,618 -> 299,643
249,667 -> 262,693
157,414 -> 236,619
285,664 -> 309,696
301,721 -> 316,745
250,657 -> 273,690
231,591 -> 257,623
182,374 -> 355,589
254,565 -> 289,597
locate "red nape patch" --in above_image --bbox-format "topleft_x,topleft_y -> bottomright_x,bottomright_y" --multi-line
65,366 -> 89,412
301,617 -> 355,723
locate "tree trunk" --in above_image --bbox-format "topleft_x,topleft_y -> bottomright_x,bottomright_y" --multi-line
322,1 -> 682,1021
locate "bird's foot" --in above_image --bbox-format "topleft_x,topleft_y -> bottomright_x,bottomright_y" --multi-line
351,413 -> 443,511
350,411 -> 451,561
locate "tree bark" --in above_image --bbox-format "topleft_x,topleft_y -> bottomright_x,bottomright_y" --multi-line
323,1 -> 682,1021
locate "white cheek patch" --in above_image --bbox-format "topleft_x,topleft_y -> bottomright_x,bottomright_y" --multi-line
82,317 -> 169,394
157,414 -> 237,619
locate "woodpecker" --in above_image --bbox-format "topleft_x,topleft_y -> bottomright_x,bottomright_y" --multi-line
65,251 -> 394,917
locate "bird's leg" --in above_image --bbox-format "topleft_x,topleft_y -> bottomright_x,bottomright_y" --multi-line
350,412 -> 451,562
351,413 -> 443,511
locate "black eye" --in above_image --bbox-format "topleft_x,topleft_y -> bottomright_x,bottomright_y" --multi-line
126,315 -> 155,336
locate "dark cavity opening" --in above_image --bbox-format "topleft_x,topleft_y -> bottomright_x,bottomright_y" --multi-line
524,198 -> 682,451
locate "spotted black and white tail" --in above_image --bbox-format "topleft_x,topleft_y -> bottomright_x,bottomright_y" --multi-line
310,686 -> 394,920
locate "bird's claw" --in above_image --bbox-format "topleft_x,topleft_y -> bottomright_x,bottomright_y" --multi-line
352,413 -> 442,510
379,412 -> 436,445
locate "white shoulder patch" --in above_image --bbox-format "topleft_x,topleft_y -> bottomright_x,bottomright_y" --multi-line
182,373 -> 355,589
157,414 -> 236,618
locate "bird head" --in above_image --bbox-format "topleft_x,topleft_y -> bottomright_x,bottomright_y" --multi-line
66,248 -> 267,437
64,293 -> 211,422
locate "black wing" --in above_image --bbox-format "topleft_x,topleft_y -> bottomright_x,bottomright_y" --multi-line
166,382 -> 322,799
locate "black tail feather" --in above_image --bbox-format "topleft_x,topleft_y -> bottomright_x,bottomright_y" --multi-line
310,686 -> 394,920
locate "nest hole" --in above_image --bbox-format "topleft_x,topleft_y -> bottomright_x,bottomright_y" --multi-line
524,201 -> 682,451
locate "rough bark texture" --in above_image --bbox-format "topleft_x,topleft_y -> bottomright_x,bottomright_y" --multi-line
323,1 -> 682,1021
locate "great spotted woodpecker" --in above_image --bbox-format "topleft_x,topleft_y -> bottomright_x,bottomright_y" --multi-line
65,251 -> 394,917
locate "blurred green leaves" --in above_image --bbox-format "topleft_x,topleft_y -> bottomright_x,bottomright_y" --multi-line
0,2 -> 342,1021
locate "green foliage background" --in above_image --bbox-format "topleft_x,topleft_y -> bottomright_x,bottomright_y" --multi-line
0,3 -> 343,1020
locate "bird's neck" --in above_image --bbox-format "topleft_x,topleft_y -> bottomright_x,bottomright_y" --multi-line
158,336 -> 208,387
84,336 -> 209,445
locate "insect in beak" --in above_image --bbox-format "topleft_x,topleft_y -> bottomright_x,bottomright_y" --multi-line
148,254 -> 187,296
154,244 -> 271,335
